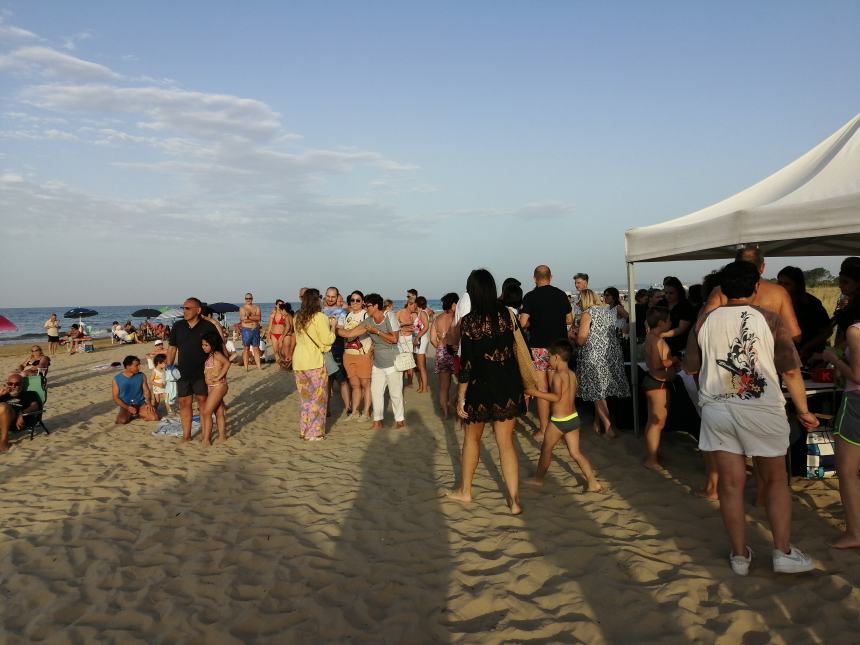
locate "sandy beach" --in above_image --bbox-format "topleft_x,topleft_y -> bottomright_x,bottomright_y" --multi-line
2,341 -> 859,643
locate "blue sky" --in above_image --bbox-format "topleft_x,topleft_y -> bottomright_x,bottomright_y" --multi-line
1,1 -> 858,306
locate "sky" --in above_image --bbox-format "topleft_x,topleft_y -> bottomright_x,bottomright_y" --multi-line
1,1 -> 858,307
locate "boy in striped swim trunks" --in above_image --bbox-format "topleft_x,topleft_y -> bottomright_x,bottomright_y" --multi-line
525,339 -> 602,492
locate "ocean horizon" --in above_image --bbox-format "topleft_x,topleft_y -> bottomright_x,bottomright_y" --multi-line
0,299 -> 447,344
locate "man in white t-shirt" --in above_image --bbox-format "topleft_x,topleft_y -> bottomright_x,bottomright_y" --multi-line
685,260 -> 819,576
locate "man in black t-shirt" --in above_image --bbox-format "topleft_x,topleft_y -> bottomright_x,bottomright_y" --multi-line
0,373 -> 41,452
167,297 -> 218,441
520,265 -> 573,440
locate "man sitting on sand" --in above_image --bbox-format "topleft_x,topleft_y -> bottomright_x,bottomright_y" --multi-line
111,356 -> 157,424
685,260 -> 818,576
0,373 -> 41,452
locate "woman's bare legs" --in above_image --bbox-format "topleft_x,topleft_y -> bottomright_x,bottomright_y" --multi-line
283,336 -> 296,365
438,371 -> 453,418
359,378 -> 372,417
834,437 -> 860,549
415,353 -> 429,392
447,422 -> 484,503
200,385 -> 228,445
593,399 -> 615,438
493,419 -> 522,514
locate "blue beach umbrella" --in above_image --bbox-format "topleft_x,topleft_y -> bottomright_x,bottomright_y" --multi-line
208,302 -> 240,314
64,307 -> 98,330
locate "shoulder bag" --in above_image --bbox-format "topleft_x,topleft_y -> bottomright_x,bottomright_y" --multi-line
508,309 -> 538,391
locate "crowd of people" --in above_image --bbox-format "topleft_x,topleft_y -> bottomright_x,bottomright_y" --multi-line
3,250 -> 859,573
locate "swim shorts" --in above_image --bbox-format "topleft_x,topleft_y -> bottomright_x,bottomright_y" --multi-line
241,327 -> 261,348
642,373 -> 670,391
698,402 -> 789,457
835,393 -> 860,446
176,376 -> 208,398
550,412 -> 581,433
531,347 -> 550,372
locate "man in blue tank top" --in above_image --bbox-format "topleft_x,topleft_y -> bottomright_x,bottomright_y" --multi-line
112,355 -> 153,424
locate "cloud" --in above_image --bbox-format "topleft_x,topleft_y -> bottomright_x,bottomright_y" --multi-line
510,201 -> 574,219
61,30 -> 92,51
0,23 -> 38,41
22,83 -> 281,141
0,46 -> 119,80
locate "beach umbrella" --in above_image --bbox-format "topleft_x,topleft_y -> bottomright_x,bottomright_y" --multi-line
131,308 -> 162,318
208,302 -> 240,314
0,315 -> 17,333
64,307 -> 98,329
156,308 -> 183,320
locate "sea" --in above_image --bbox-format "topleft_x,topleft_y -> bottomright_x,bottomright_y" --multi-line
0,300 -> 445,345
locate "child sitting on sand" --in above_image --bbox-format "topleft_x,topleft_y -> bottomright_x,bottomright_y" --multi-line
201,331 -> 230,445
149,353 -> 173,415
525,339 -> 602,492
642,307 -> 679,471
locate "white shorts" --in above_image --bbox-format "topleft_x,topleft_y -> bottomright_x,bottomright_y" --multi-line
698,402 -> 789,457
414,334 -> 429,355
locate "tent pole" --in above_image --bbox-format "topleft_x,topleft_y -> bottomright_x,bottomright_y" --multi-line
627,262 -> 640,436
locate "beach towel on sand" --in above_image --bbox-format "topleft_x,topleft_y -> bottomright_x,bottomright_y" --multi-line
153,416 -> 200,438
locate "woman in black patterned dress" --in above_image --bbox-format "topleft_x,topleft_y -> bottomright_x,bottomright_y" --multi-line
447,269 -> 526,514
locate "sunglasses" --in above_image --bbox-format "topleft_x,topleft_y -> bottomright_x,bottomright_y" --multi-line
6,382 -> 22,387
245,297 -> 253,301
349,298 -> 362,303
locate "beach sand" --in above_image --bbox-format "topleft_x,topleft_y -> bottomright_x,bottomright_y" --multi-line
2,342 -> 859,642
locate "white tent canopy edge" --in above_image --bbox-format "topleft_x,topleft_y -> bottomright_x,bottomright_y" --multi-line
622,111 -> 860,433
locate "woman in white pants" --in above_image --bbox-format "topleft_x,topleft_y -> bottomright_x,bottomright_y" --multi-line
340,293 -> 405,428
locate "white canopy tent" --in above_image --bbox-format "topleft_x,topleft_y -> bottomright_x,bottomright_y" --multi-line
623,112 -> 860,432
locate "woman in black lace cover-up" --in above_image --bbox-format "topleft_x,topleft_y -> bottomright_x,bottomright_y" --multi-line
447,269 -> 525,515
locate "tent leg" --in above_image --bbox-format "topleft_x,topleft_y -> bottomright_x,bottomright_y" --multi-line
627,262 -> 640,436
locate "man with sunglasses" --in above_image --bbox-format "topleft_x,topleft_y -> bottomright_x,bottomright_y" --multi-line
0,373 -> 41,452
167,298 -> 218,441
239,292 -> 264,372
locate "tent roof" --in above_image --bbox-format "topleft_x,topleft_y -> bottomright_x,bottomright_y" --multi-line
625,112 -> 860,262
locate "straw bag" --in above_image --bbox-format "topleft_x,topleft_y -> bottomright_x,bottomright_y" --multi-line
508,309 -> 538,391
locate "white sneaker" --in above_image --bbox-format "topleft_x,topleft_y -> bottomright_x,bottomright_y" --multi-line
772,546 -> 814,573
729,546 -> 753,576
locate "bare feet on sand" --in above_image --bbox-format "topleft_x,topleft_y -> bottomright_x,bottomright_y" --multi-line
508,499 -> 523,515
831,534 -> 860,549
444,489 -> 471,504
395,421 -> 406,429
524,476 -> 544,487
604,427 -> 618,439
642,460 -> 664,473
585,482 -> 603,493
370,421 -> 383,429
694,488 -> 719,500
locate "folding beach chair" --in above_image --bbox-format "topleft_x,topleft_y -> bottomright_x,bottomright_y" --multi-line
21,373 -> 49,440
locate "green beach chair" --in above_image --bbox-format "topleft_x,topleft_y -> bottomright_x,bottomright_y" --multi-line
21,373 -> 49,440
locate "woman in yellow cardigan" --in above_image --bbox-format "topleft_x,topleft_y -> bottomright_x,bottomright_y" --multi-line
293,289 -> 336,441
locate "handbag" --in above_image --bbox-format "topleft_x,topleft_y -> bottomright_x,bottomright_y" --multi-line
508,309 -> 538,391
323,351 -> 340,376
307,324 -> 340,376
394,351 -> 416,371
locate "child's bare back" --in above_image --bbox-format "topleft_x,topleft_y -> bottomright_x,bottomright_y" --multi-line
644,333 -> 672,381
